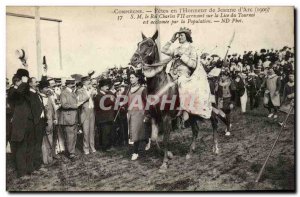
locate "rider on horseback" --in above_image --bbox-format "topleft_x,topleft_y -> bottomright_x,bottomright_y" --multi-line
161,27 -> 212,120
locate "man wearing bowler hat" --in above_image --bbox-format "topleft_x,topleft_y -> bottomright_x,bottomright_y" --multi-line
8,69 -> 35,177
94,78 -> 115,151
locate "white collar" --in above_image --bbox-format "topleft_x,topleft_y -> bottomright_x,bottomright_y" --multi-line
30,88 -> 37,93
130,84 -> 141,93
179,42 -> 190,48
268,74 -> 277,79
66,87 -> 73,93
100,90 -> 106,95
39,93 -> 47,98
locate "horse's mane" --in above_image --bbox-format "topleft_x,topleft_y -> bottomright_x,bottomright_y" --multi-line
153,42 -> 160,64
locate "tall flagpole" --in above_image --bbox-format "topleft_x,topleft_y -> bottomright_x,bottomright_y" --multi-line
35,6 -> 42,79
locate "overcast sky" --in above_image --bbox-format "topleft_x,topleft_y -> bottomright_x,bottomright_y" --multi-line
6,6 -> 294,80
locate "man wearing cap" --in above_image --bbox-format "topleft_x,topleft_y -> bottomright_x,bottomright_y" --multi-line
231,53 -> 238,65
263,56 -> 271,69
8,69 -> 35,177
46,78 -> 64,158
46,78 -> 65,156
76,76 -> 97,155
59,79 -> 81,160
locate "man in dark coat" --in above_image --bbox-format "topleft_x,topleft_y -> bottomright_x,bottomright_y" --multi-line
8,69 -> 35,177
29,77 -> 46,171
6,76 -> 20,150
94,79 -> 115,151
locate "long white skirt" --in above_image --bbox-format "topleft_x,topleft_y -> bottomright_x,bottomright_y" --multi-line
240,91 -> 248,113
178,64 -> 212,119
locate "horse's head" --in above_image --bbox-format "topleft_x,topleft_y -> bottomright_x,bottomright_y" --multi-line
130,31 -> 162,78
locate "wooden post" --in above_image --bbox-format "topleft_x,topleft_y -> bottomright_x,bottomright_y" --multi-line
35,7 -> 42,79
7,12 -> 62,22
58,22 -> 63,70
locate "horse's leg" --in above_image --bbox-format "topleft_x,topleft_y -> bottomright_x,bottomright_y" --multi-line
186,115 -> 199,160
211,113 -> 219,154
159,115 -> 172,172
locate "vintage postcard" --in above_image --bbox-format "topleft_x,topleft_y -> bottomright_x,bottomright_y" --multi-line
6,6 -> 295,191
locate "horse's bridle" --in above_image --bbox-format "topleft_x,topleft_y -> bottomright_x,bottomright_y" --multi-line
133,38 -> 157,66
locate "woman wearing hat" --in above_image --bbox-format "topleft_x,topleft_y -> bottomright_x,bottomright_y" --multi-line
161,27 -> 197,80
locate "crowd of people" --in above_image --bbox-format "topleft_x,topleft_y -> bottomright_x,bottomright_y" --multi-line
204,46 -> 294,118
6,43 -> 295,178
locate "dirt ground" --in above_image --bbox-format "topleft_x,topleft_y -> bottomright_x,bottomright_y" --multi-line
6,104 -> 295,191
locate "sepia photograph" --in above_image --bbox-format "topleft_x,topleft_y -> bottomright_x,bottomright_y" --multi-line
5,5 -> 295,191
